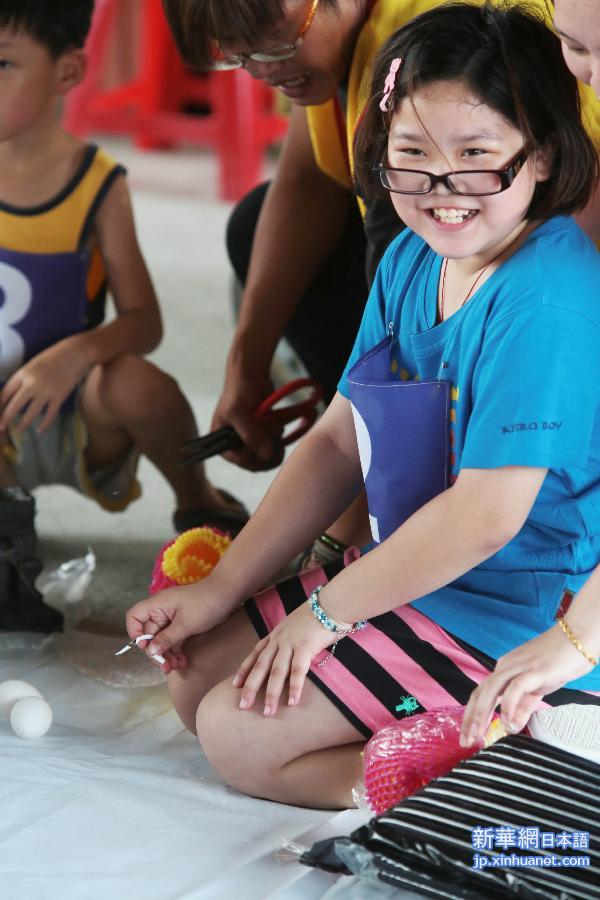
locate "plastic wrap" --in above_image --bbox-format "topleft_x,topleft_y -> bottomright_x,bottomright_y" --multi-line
333,840 -> 383,882
351,777 -> 369,810
0,631 -> 54,653
275,838 -> 308,864
54,630 -> 166,688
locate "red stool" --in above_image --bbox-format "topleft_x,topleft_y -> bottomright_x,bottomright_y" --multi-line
63,0 -> 289,201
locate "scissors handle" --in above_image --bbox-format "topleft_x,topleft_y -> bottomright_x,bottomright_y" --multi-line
254,377 -> 322,445
179,425 -> 240,465
179,378 -> 322,466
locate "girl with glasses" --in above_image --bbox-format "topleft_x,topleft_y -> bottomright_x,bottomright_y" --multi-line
461,0 -> 600,759
126,2 -> 600,809
162,0 -> 600,571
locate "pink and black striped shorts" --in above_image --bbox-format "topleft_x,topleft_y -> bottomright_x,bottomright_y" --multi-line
245,551 -> 600,738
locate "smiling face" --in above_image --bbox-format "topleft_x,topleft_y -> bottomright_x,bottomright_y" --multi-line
554,0 -> 600,96
385,80 -> 551,267
218,0 -> 367,105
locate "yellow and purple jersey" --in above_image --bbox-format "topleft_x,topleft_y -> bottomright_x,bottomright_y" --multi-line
0,145 -> 124,383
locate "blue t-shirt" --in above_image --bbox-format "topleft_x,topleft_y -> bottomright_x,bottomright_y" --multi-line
338,216 -> 600,689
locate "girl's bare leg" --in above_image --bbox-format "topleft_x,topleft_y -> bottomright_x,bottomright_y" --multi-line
196,676 -> 365,809
166,607 -> 366,809
166,607 -> 258,732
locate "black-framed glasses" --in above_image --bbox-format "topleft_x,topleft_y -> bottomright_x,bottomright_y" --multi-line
373,148 -> 528,196
210,0 -> 319,70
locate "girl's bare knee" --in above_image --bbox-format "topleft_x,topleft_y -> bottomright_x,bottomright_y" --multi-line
195,687 -> 237,779
196,684 -> 270,796
165,612 -> 258,742
166,632 -> 221,734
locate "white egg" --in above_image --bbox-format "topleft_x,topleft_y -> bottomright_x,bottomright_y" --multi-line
0,679 -> 43,717
10,696 -> 53,739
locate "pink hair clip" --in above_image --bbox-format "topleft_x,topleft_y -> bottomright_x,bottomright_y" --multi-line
380,57 -> 402,112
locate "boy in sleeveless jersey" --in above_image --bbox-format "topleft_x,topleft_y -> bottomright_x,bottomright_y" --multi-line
0,2 -> 248,628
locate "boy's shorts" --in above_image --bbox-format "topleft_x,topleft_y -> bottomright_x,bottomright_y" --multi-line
3,397 -> 141,513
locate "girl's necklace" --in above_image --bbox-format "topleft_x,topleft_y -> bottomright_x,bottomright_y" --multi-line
439,247 -> 506,321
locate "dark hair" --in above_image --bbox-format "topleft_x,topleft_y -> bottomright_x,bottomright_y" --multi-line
162,0 -> 339,69
354,1 -> 598,219
0,0 -> 94,56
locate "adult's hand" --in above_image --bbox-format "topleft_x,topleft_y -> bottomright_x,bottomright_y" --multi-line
211,357 -> 284,471
460,623 -> 595,747
211,108 -> 352,472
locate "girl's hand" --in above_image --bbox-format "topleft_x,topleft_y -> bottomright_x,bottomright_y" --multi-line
125,582 -> 229,675
233,602 -> 334,715
0,340 -> 88,433
460,623 -> 595,746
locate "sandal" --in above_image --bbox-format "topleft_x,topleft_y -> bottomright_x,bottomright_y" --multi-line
296,532 -> 348,573
173,489 -> 249,537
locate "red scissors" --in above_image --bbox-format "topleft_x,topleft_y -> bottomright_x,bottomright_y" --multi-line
180,378 -> 323,465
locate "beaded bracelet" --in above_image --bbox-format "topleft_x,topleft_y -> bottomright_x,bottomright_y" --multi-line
558,617 -> 599,667
308,584 -> 367,667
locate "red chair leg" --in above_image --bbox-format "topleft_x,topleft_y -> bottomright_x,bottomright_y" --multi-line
214,71 -> 264,201
135,0 -> 177,149
63,0 -> 120,136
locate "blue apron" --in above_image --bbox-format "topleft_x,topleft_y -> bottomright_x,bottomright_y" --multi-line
347,337 -> 450,543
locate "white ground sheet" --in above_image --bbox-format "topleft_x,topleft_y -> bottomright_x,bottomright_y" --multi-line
0,633 -> 423,900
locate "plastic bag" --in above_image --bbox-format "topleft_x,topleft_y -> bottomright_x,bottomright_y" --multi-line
41,549 -> 165,688
41,548 -> 96,630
